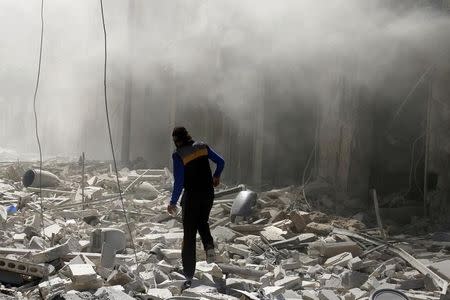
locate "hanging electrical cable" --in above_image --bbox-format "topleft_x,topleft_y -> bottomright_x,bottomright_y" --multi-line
33,0 -> 45,235
99,0 -> 138,264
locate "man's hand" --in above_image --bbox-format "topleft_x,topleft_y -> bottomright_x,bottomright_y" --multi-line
213,176 -> 220,187
167,204 -> 178,216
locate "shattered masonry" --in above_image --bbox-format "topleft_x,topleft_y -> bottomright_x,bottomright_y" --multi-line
0,160 -> 449,299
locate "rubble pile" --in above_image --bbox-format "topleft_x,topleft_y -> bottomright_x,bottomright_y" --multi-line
0,160 -> 449,299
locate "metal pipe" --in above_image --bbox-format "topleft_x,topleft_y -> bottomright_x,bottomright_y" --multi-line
22,169 -> 60,188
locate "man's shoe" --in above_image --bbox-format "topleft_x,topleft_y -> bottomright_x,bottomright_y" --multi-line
206,248 -> 215,264
181,279 -> 192,291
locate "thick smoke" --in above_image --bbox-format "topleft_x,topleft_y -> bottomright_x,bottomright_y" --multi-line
0,0 -> 449,164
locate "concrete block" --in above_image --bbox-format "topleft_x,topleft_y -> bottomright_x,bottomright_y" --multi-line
107,265 -> 136,286
361,277 -> 380,292
90,228 -> 126,253
307,265 -> 325,276
227,244 -> 251,258
321,274 -> 343,289
68,264 -> 97,284
31,241 -> 70,263
226,278 -> 261,290
61,209 -> 99,220
101,242 -> 116,269
274,276 -> 302,290
24,214 -> 41,237
196,261 -> 223,278
263,285 -> 286,297
260,272 -> 274,287
94,286 -> 134,300
319,242 -> 362,258
145,288 -> 172,300
340,270 -> 369,289
324,252 -> 353,267
0,256 -> 53,278
302,290 -> 320,300
29,236 -> 47,250
260,226 -> 286,242
183,285 -> 240,300
349,288 -> 368,299
123,278 -> 146,293
282,259 -> 303,270
289,210 -> 310,232
160,248 -> 181,260
39,277 -> 71,299
43,223 -> 63,240
71,275 -> 103,291
305,222 -> 333,235
212,226 -> 237,242
153,268 -> 170,284
348,257 -> 363,270
302,280 -> 320,289
318,289 -> 340,300
13,233 -> 26,242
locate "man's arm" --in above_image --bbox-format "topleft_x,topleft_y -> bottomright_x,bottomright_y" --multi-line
170,153 -> 184,205
207,146 -> 225,178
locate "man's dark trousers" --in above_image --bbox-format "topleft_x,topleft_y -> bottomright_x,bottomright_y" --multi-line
181,191 -> 214,279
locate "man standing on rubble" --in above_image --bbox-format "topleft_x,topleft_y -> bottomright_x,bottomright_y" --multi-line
167,126 -> 225,289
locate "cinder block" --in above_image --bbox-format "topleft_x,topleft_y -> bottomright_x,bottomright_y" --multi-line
107,265 -> 136,286
90,228 -> 126,253
0,256 -> 53,278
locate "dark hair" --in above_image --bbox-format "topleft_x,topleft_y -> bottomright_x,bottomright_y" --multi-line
172,126 -> 192,144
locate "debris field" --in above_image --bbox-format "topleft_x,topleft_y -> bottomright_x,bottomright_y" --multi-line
0,159 -> 449,300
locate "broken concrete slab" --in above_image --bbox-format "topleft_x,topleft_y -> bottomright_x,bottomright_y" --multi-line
324,252 -> 353,267
318,289 -> 340,300
305,222 -> 334,235
94,286 -> 135,300
145,288 -> 173,300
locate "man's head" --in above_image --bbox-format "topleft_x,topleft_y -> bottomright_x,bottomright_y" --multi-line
172,126 -> 192,148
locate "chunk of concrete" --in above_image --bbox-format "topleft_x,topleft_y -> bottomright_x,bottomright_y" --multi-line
31,242 -> 71,263
305,222 -> 333,235
107,265 -> 136,286
43,223 -> 63,240
318,289 -> 340,300
260,226 -> 286,242
29,236 -> 47,250
101,242 -> 117,269
94,286 -> 135,300
227,244 -> 251,258
212,226 -> 237,242
39,277 -> 71,299
160,249 -> 181,260
348,257 -> 363,270
90,228 -> 126,253
324,252 -> 353,267
196,261 -> 223,278
274,276 -> 302,290
24,214 -> 41,237
340,270 -> 369,289
68,264 -> 97,284
145,288 -> 173,300
349,288 -> 368,299
289,210 -> 311,232
183,285 -> 239,300
263,285 -> 286,297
